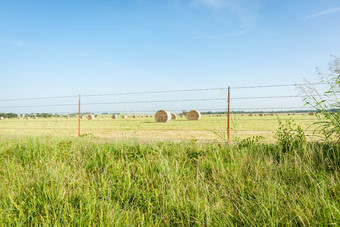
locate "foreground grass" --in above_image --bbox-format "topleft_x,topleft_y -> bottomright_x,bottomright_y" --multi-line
0,136 -> 339,225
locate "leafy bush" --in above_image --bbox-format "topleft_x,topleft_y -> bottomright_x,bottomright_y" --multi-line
238,136 -> 265,148
276,118 -> 306,153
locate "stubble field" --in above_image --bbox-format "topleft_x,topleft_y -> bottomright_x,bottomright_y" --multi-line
0,113 -> 319,142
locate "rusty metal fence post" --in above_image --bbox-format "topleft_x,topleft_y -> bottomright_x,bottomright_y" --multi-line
78,94 -> 81,137
227,86 -> 231,141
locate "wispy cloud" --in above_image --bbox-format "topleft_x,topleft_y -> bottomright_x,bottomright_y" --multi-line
192,29 -> 248,39
193,0 -> 231,10
12,41 -> 25,46
303,6 -> 340,19
192,0 -> 259,29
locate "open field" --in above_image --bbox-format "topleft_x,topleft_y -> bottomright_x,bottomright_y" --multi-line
0,135 -> 338,225
0,114 -> 319,142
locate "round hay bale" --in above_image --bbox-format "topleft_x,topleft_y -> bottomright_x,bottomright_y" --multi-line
122,115 -> 128,119
171,113 -> 177,120
186,110 -> 201,121
309,112 -> 314,116
155,110 -> 171,123
25,116 -> 30,120
33,117 -> 38,120
81,116 -> 86,119
17,116 -> 21,119
0,117 -> 3,120
111,115 -> 118,119
88,115 -> 95,120
132,115 -> 136,118
65,116 -> 70,119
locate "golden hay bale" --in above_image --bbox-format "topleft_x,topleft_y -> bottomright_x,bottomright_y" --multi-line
111,115 -> 117,119
309,112 -> 314,116
155,110 -> 171,123
249,114 -> 253,116
171,113 -> 177,120
132,115 -> 136,118
33,117 -> 38,119
88,115 -> 95,120
81,116 -> 86,119
270,113 -> 274,116
25,116 -> 30,120
186,110 -> 201,121
259,114 -> 263,116
65,116 -> 70,119
0,117 -> 3,120
122,115 -> 128,119
17,116 -> 21,119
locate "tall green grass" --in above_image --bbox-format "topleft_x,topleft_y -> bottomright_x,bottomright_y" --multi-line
0,135 -> 339,225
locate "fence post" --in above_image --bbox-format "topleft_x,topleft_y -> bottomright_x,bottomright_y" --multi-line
227,86 -> 231,141
78,94 -> 81,137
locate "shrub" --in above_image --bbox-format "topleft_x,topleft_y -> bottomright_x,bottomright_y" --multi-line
302,56 -> 340,142
276,118 -> 306,153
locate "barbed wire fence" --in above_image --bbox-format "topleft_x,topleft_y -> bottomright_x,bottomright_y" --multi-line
0,82 -> 329,142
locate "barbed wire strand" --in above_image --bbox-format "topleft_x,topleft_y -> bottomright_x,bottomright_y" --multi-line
0,82 -> 331,102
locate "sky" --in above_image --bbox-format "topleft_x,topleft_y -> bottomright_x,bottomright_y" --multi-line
0,0 -> 339,114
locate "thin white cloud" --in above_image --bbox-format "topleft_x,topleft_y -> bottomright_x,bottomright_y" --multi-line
303,6 -> 340,19
192,29 -> 248,39
12,41 -> 25,46
192,0 -> 259,29
194,0 -> 231,10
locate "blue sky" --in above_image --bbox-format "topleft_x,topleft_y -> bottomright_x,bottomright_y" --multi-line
0,0 -> 339,113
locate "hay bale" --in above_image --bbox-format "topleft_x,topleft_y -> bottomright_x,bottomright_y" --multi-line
186,110 -> 201,121
155,110 -> 171,123
122,115 -> 128,119
309,112 -> 315,116
259,114 -> 263,116
111,115 -> 118,119
33,117 -> 38,120
132,115 -> 136,118
17,116 -> 21,119
0,117 -> 3,120
171,113 -> 177,120
25,116 -> 30,120
88,115 -> 95,120
65,116 -> 70,119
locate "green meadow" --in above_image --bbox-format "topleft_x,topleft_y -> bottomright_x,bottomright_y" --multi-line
0,134 -> 338,225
